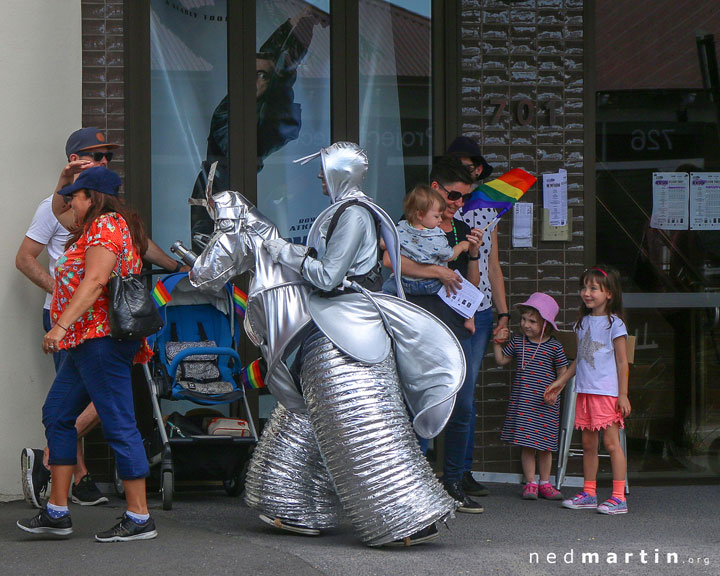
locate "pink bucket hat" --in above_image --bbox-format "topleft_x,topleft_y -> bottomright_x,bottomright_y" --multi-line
516,292 -> 559,330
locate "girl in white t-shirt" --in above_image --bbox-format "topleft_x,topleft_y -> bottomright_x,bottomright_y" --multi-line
544,265 -> 631,515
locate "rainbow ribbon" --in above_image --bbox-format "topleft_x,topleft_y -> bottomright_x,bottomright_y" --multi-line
232,285 -> 247,319
242,359 -> 265,389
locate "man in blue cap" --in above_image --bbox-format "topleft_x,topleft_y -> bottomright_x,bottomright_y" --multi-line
17,128 -> 183,510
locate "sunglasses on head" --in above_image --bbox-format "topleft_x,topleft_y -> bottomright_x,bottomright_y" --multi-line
438,183 -> 472,203
77,151 -> 114,163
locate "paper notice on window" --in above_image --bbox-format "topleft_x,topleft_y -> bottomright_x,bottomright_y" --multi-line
437,270 -> 484,319
542,169 -> 567,226
650,172 -> 689,230
512,202 -> 533,247
690,173 -> 720,230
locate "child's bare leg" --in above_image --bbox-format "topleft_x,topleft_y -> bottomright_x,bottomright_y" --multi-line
463,316 -> 475,335
537,450 -> 552,483
602,423 -> 626,482
521,447 -> 536,483
581,429 -> 599,482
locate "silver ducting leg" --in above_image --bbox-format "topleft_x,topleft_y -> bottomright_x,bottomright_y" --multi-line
301,332 -> 457,547
244,403 -> 341,529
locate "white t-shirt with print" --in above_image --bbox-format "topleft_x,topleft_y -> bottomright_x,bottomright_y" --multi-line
458,207 -> 497,312
575,314 -> 628,397
25,195 -> 70,310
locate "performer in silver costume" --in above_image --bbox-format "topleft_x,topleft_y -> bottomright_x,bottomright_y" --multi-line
190,143 -> 466,546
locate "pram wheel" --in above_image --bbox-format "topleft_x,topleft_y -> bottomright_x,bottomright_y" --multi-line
223,460 -> 248,497
161,469 -> 173,510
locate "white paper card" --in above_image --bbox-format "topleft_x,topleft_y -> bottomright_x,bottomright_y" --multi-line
437,270 -> 484,319
543,169 -> 567,226
651,172 -> 689,230
513,202 -> 533,248
690,172 -> 720,230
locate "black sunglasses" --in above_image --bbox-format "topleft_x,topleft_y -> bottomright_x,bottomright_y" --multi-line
438,183 -> 472,203
77,151 -> 114,163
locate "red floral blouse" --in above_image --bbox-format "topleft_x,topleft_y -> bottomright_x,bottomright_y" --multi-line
50,212 -> 152,363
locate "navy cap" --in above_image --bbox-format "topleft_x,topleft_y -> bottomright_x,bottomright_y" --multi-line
447,136 -> 493,179
58,166 -> 122,197
65,128 -> 120,158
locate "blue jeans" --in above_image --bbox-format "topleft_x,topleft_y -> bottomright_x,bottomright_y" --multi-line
43,308 -> 68,372
382,274 -> 443,296
443,308 -> 494,482
42,336 -> 148,480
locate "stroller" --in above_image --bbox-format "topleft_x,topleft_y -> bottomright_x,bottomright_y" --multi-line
129,272 -> 259,510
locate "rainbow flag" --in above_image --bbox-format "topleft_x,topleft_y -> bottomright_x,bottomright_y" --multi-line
232,285 -> 248,319
151,280 -> 172,307
242,358 -> 266,389
462,168 -> 537,218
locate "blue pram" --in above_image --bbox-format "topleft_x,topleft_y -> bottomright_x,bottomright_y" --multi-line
139,272 -> 259,510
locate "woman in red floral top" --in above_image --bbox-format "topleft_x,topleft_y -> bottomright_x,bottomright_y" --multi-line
18,167 -> 157,542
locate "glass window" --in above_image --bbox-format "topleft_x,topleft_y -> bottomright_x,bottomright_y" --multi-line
255,1 -> 331,244
594,0 -> 720,480
358,0 -> 432,221
150,0 -> 228,252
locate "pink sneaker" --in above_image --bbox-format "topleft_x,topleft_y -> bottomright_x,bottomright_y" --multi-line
522,482 -> 538,500
538,483 -> 563,500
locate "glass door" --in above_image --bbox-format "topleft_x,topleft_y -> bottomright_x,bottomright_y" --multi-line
594,0 -> 720,480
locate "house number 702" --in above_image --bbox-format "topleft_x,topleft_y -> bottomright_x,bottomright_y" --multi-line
489,98 -> 562,126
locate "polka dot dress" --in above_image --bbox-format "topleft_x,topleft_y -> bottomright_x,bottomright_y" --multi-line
500,334 -> 569,451
458,208 -> 496,311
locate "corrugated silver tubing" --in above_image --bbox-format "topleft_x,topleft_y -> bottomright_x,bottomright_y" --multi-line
244,403 -> 341,529
301,331 -> 457,546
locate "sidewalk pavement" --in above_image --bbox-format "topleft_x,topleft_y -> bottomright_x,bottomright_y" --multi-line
1,482 -> 718,576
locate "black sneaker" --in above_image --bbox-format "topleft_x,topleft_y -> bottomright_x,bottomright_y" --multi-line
258,514 -> 320,536
71,474 -> 109,506
462,471 -> 490,497
21,448 -> 51,509
17,508 -> 73,537
95,513 -> 157,542
444,480 -> 484,514
385,523 -> 439,547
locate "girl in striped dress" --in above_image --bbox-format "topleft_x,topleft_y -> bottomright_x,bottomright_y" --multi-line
494,293 -> 569,500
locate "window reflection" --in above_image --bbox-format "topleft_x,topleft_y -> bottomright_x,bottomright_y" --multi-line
359,0 -> 432,222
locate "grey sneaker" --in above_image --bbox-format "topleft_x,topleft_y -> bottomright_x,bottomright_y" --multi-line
71,474 -> 108,506
95,513 -> 157,542
17,508 -> 73,537
21,448 -> 51,509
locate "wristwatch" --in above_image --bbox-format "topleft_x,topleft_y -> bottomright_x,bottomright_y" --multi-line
497,312 -> 511,320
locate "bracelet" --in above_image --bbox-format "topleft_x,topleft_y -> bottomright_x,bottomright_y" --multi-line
56,322 -> 69,331
467,254 -> 480,261
174,261 -> 183,272
497,312 -> 511,320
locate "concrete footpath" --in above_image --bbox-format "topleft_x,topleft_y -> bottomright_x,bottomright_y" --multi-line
1,482 -> 718,576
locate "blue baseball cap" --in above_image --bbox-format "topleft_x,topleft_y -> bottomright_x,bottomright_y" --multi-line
65,127 -> 120,158
58,166 -> 122,197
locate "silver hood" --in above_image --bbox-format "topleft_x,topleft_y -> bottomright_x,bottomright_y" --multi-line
294,141 -> 368,204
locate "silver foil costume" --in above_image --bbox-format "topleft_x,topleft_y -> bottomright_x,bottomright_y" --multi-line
189,143 -> 464,546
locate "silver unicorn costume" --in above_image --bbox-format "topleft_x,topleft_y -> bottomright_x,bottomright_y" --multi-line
190,143 -> 464,546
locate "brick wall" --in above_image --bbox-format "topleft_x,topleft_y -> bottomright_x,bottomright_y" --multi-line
81,0 -> 126,483
460,0 -> 587,475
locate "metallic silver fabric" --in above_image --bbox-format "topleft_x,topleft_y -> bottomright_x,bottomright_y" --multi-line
301,331 -> 457,547
189,189 -> 312,413
244,404 -> 340,529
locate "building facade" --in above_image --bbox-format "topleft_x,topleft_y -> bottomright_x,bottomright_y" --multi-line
1,0 -> 718,497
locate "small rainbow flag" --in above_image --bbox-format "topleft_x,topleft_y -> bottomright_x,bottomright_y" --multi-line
152,280 -> 172,307
242,358 -> 266,389
462,168 -> 537,219
232,285 -> 248,319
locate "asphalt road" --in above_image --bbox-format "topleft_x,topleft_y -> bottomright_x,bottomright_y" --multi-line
1,482 -> 718,576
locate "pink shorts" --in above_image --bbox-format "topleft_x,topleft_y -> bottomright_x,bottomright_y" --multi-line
574,393 -> 625,431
